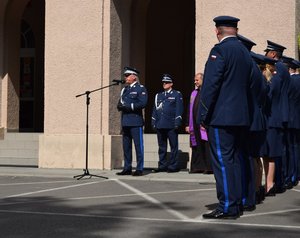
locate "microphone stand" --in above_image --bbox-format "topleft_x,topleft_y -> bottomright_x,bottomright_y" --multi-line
74,81 -> 122,180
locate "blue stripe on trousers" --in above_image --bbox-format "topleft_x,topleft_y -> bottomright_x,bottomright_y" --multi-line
239,152 -> 246,206
214,128 -> 229,213
139,127 -> 144,169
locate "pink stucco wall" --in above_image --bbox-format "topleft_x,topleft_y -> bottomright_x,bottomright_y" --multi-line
196,0 -> 297,73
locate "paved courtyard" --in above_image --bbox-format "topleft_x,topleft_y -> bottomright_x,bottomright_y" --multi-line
0,168 -> 299,237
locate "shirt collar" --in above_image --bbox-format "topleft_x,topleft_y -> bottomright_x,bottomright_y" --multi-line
165,88 -> 172,94
219,35 -> 236,43
129,81 -> 137,87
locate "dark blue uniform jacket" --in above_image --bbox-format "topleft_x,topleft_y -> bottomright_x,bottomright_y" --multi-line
267,62 -> 290,128
249,61 -> 268,131
119,82 -> 148,127
277,62 -> 290,125
198,36 -> 253,126
288,74 -> 300,129
151,89 -> 183,129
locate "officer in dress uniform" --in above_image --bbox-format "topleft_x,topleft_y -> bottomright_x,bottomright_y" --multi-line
151,74 -> 184,173
264,40 -> 290,194
116,67 -> 148,176
237,34 -> 263,211
198,16 -> 253,219
250,52 -> 277,203
285,59 -> 300,188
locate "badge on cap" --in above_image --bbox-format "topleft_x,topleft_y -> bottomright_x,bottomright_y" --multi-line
162,74 -> 173,83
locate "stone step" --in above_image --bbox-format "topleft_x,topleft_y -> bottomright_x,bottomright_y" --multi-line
0,133 -> 40,167
0,133 -> 191,169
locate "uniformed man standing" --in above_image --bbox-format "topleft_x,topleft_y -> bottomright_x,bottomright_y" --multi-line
237,34 -> 263,210
198,16 -> 253,219
116,67 -> 148,176
286,59 -> 300,188
264,41 -> 290,194
152,74 -> 184,173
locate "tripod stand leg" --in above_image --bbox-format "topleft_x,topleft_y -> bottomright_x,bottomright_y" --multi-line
73,169 -> 108,180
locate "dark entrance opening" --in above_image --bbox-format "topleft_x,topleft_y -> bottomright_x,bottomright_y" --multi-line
144,0 -> 195,133
19,0 -> 45,132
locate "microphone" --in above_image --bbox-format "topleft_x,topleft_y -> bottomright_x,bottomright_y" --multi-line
112,79 -> 125,84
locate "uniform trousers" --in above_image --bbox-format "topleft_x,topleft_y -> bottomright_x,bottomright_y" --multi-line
297,131 -> 300,181
240,154 -> 256,207
208,126 -> 248,215
156,128 -> 178,170
122,126 -> 144,171
286,129 -> 300,183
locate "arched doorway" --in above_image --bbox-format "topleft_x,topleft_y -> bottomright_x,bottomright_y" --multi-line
130,0 -> 195,133
19,0 -> 45,132
3,0 -> 44,133
20,20 -> 36,131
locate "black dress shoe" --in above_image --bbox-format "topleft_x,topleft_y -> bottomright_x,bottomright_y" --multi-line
202,209 -> 239,219
167,169 -> 180,173
292,181 -> 299,187
153,168 -> 167,173
243,205 -> 256,212
189,169 -> 204,174
203,170 -> 213,174
116,170 -> 132,176
132,170 -> 143,176
275,186 -> 286,194
284,182 -> 293,190
265,185 -> 276,196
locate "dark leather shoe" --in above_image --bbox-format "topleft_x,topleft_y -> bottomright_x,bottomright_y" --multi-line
202,209 -> 239,219
167,168 -> 180,173
189,169 -> 204,174
132,170 -> 143,176
203,170 -> 213,174
243,205 -> 256,212
153,168 -> 167,173
292,181 -> 299,187
275,186 -> 286,194
116,170 -> 132,176
284,182 -> 293,190
265,185 -> 276,196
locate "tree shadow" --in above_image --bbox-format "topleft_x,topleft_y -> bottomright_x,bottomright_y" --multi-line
0,177 -> 299,238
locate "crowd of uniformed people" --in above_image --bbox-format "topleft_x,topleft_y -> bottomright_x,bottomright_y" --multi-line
115,15 -> 300,220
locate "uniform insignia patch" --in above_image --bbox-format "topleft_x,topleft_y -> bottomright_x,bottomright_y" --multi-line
210,55 -> 217,60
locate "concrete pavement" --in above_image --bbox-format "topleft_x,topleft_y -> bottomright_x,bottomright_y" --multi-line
0,166 -> 299,238
0,166 -> 216,183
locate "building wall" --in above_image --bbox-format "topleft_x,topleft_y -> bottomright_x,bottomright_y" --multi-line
40,0 -> 116,168
196,0 -> 298,72
1,0 -> 299,169
0,0 -> 9,129
34,0 -> 300,169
